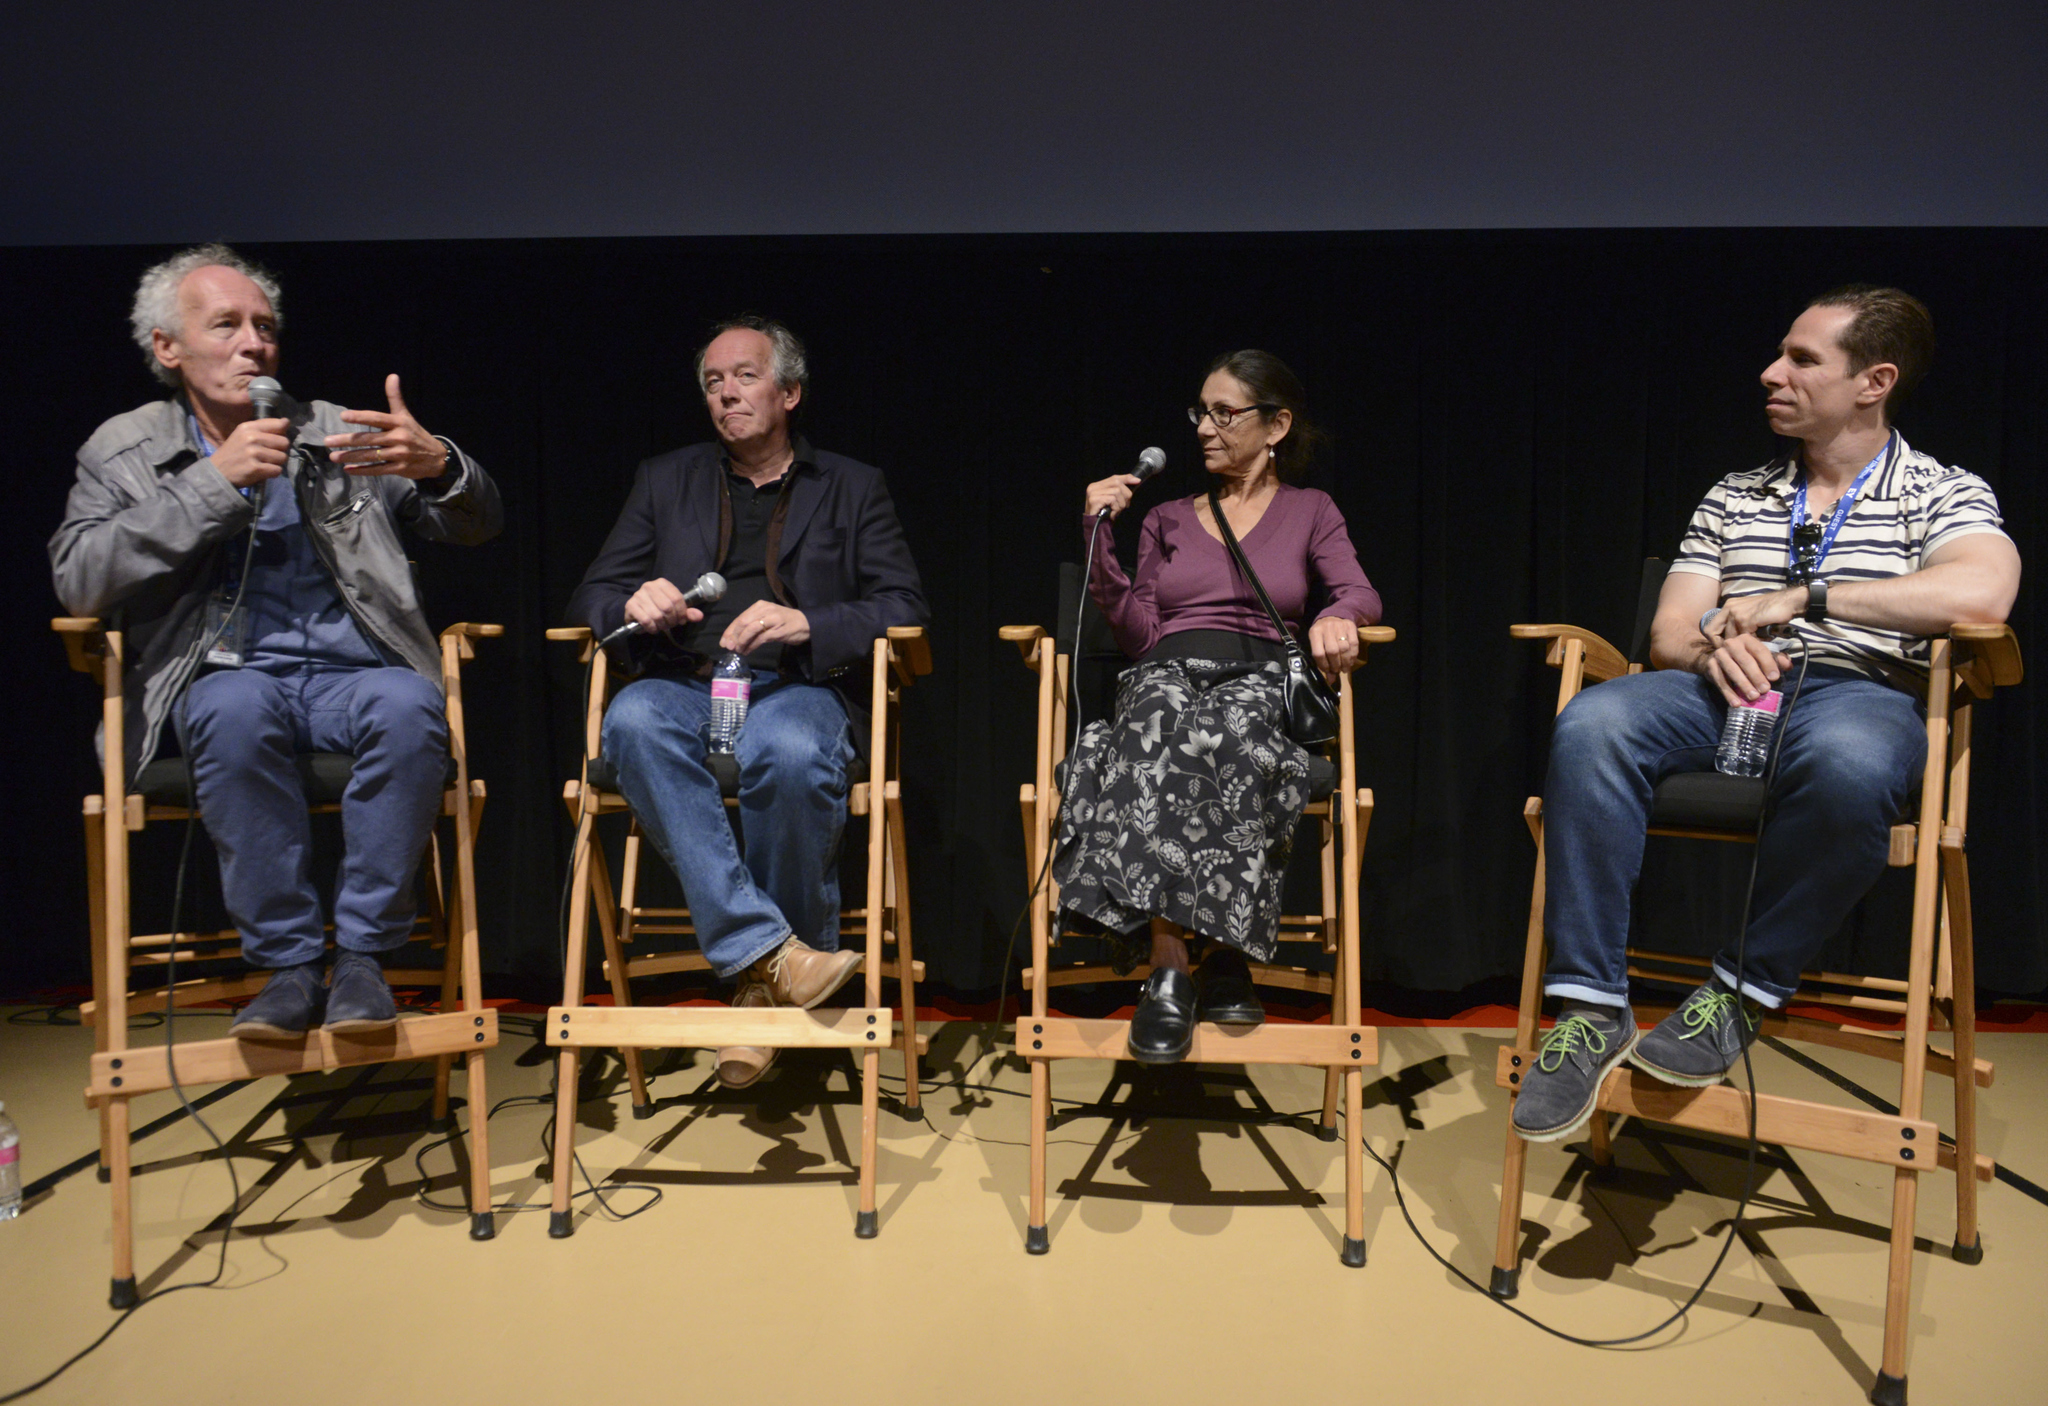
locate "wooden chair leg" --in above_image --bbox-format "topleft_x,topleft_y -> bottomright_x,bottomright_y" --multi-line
1319,926 -> 1344,1139
106,1097 -> 136,1307
1342,1065 -> 1365,1265
1587,1109 -> 1614,1167
1027,1059 -> 1050,1254
1492,815 -> 1551,1300
1943,841 -> 1984,1263
1877,1168 -> 1921,1403
887,790 -> 921,1111
84,801 -> 113,1178
857,1048 -> 881,1237
432,835 -> 463,1130
549,811 -> 599,1238
588,842 -> 650,1116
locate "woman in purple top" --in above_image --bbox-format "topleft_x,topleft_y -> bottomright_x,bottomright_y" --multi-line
1053,350 -> 1382,1064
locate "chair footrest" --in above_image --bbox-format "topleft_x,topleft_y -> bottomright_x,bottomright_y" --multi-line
547,1005 -> 892,1050
87,1010 -> 498,1100
1016,1017 -> 1377,1066
1495,1045 -> 1941,1171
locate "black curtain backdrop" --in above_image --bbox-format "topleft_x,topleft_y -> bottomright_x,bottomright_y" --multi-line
4,229 -> 2042,1000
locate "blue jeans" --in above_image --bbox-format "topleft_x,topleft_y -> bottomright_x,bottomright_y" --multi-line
182,665 -> 449,968
601,676 -> 856,977
1542,665 -> 1925,1009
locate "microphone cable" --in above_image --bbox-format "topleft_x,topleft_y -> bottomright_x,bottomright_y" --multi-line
1366,636 -> 1812,1348
971,507 -> 1114,1084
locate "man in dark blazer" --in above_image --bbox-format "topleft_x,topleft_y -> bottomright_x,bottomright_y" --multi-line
568,316 -> 928,1087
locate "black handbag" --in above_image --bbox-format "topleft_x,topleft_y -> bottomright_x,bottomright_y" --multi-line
1207,485 -> 1342,747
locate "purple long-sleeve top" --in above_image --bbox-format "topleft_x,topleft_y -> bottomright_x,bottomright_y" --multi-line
1086,485 -> 1382,658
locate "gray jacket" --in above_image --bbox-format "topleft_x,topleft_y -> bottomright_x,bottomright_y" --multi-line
49,395 -> 502,774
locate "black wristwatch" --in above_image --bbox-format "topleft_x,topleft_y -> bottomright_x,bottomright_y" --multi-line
1803,577 -> 1828,623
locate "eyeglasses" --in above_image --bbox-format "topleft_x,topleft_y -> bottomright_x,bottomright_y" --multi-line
1791,520 -> 1825,582
1188,402 -> 1273,430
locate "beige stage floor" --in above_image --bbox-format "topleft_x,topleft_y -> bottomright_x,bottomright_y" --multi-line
2,1008 -> 2044,1404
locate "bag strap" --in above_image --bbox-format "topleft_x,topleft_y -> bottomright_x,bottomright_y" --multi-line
1207,484 -> 1307,662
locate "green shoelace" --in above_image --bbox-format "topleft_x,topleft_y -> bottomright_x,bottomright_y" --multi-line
1536,1014 -> 1613,1072
1678,988 -> 1757,1041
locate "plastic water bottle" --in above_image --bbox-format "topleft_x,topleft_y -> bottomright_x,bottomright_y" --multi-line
707,650 -> 754,754
0,1101 -> 20,1220
1716,690 -> 1783,777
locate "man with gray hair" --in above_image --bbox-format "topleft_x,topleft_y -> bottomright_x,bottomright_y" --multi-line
51,244 -> 501,1037
569,315 -> 927,1088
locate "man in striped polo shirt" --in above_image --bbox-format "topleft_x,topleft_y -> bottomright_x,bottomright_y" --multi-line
1513,286 -> 2022,1143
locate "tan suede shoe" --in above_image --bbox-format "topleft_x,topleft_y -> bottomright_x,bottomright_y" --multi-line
750,936 -> 864,1010
716,980 -> 779,1089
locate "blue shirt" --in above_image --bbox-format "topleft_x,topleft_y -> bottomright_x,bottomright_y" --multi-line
197,411 -> 392,672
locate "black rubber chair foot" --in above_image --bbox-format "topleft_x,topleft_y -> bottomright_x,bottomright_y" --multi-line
429,1114 -> 456,1133
1952,1236 -> 1984,1265
469,1212 -> 495,1241
109,1277 -> 138,1310
1315,1122 -> 1339,1142
97,1165 -> 111,1184
548,1210 -> 575,1240
1025,1225 -> 1050,1255
1489,1265 -> 1520,1300
1340,1236 -> 1367,1268
630,1102 -> 655,1121
854,1210 -> 879,1239
1870,1370 -> 1907,1406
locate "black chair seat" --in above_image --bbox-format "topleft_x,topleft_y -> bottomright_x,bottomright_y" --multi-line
1647,771 -> 1768,834
134,752 -> 458,808
1304,755 -> 1338,803
586,750 -> 869,799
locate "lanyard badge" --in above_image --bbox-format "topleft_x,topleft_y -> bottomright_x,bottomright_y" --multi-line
1789,436 -> 1888,583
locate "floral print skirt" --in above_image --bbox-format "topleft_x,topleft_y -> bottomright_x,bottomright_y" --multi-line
1051,657 -> 1313,963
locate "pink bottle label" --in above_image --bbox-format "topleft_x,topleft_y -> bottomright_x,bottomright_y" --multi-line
0,1145 -> 17,1167
710,680 -> 749,702
1737,690 -> 1783,714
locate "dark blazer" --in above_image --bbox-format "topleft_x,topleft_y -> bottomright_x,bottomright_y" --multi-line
568,439 -> 928,694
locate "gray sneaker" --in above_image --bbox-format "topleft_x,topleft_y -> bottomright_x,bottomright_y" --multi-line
1511,1005 -> 1638,1143
1629,975 -> 1760,1087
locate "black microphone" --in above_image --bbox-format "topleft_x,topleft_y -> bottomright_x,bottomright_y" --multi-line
1095,447 -> 1167,517
248,376 -> 283,419
600,572 -> 727,647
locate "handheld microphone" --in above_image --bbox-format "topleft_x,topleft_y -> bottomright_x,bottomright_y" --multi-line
600,571 -> 727,647
1095,447 -> 1167,517
248,376 -> 283,419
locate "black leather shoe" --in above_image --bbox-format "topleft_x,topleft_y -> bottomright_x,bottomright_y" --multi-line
1196,946 -> 1265,1027
1128,968 -> 1196,1064
232,962 -> 325,1040
325,951 -> 398,1033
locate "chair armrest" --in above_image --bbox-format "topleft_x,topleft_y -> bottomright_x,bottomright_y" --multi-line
53,617 -> 106,676
999,625 -> 1046,663
546,627 -> 594,642
438,622 -> 502,662
1357,626 -> 1395,646
886,626 -> 933,679
1951,623 -> 2023,695
1510,624 -> 1630,683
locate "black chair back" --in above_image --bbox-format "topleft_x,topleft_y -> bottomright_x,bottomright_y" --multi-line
1628,557 -> 1671,667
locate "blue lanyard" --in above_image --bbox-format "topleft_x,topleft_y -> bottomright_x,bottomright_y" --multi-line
1789,435 -> 1888,580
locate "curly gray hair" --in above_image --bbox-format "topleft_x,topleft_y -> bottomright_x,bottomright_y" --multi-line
130,244 -> 283,388
695,314 -> 809,397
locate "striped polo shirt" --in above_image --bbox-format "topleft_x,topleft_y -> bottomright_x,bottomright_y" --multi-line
1670,432 -> 2009,690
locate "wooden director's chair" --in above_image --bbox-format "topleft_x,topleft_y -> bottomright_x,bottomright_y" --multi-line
1490,560 -> 2022,1404
57,617 -> 503,1308
544,626 -> 930,1240
1001,569 -> 1394,1264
